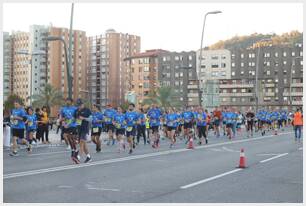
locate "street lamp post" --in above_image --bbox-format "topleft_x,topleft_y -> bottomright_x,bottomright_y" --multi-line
289,56 -> 303,112
254,38 -> 271,113
198,10 -> 222,107
45,36 -> 73,99
16,50 -> 46,104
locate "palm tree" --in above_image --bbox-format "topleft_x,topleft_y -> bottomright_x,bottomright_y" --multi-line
31,84 -> 64,113
143,86 -> 182,109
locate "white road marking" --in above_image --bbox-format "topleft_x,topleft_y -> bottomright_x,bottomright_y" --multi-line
58,185 -> 73,189
87,187 -> 120,192
260,153 -> 289,163
4,132 -> 293,180
209,148 -> 223,152
222,146 -> 240,153
180,168 -> 242,189
256,153 -> 283,156
298,147 -> 303,150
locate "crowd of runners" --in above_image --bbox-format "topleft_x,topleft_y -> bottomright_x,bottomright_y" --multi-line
4,98 -> 303,164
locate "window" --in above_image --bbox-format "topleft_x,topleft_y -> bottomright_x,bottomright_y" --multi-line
231,54 -> 235,59
188,55 -> 192,60
283,52 -> 287,57
221,55 -> 226,59
232,62 -> 235,67
241,62 -> 244,67
211,55 -> 218,60
232,71 -> 235,76
283,61 -> 287,65
180,72 -> 183,77
221,63 -> 226,68
300,51 -> 303,56
267,70 -> 270,75
222,98 -> 227,102
292,51 -> 295,56
232,97 -> 236,102
232,89 -> 237,93
240,71 -> 244,75
241,54 -> 244,58
221,71 -> 226,76
175,56 -> 179,61
211,64 -> 219,68
264,52 -> 270,57
275,61 -> 279,67
241,89 -> 246,93
144,66 -> 149,72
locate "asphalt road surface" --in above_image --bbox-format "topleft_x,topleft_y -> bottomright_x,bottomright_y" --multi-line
3,127 -> 302,203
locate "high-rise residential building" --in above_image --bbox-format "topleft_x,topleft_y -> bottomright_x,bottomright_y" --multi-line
197,49 -> 231,110
158,51 -> 198,107
11,31 -> 30,102
48,26 -> 87,101
220,42 -> 303,111
87,29 -> 140,108
124,49 -> 165,107
29,25 -> 49,100
3,32 -> 12,102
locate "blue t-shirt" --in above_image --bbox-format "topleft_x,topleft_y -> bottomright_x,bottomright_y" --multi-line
138,113 -> 146,126
231,112 -> 238,124
125,111 -> 139,127
147,108 -> 162,127
60,106 -> 78,128
281,111 -> 287,120
104,108 -> 117,125
11,108 -> 27,129
182,111 -> 194,123
26,114 -> 37,131
165,113 -> 179,127
113,113 -> 126,129
92,112 -> 104,128
195,112 -> 207,126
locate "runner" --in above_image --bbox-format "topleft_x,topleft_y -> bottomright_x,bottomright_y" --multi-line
182,107 -> 194,144
104,104 -> 117,146
271,109 -> 279,135
113,107 -> 126,153
293,108 -> 303,142
165,107 -> 179,148
91,104 -> 104,152
224,107 -> 233,139
212,107 -> 222,138
205,109 -> 211,138
60,98 -> 80,164
280,110 -> 287,131
246,108 -> 255,138
9,100 -> 27,156
222,107 -> 227,136
76,100 -> 92,163
195,107 -> 208,145
125,103 -> 139,154
136,108 -> 147,145
25,107 -> 38,153
147,104 -> 162,148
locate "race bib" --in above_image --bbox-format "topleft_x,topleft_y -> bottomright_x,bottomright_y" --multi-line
28,121 -> 33,126
115,123 -> 121,129
93,127 -> 99,133
151,119 -> 157,124
105,117 -> 111,122
65,119 -> 72,125
76,119 -> 82,125
168,122 -> 174,127
127,126 -> 133,132
12,119 -> 18,125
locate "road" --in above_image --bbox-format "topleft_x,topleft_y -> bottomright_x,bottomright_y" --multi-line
3,127 -> 302,203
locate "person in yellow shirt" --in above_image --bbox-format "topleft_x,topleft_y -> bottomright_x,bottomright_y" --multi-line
41,106 -> 50,144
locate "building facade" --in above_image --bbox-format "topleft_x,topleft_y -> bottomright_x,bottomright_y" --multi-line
220,42 -> 303,111
3,32 -> 12,102
11,31 -> 31,103
197,49 -> 231,110
87,29 -> 140,108
158,51 -> 197,107
48,26 -> 88,101
124,49 -> 164,107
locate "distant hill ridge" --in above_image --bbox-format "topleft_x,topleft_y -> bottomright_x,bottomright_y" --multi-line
209,30 -> 303,50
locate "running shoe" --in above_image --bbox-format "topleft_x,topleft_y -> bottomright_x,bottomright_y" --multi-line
133,143 -> 136,149
66,145 -> 71,150
205,138 -> 208,144
9,151 -> 19,157
71,156 -> 80,164
84,156 -> 92,163
129,149 -> 133,154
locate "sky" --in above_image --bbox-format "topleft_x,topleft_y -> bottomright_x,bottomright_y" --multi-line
3,2 -> 303,52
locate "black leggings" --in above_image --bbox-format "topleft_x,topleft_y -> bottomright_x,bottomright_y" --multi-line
41,123 -> 49,142
247,121 -> 254,131
137,125 -> 146,144
197,126 -> 207,139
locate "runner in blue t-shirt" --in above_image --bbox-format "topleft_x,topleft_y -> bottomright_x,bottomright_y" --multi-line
60,98 -> 79,164
91,104 -> 104,153
195,107 -> 208,145
104,105 -> 117,146
113,106 -> 126,153
125,103 -> 139,154
182,108 -> 194,143
147,104 -> 162,148
136,108 -> 147,145
10,100 -> 27,156
165,107 -> 179,148
280,110 -> 287,131
25,107 -> 37,153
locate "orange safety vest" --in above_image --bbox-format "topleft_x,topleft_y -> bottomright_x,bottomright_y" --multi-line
293,112 -> 303,126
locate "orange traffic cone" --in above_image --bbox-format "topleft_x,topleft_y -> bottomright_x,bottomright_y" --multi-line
187,137 -> 194,149
237,148 -> 246,168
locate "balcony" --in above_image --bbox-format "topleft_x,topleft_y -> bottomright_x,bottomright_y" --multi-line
292,101 -> 303,105
291,83 -> 303,87
264,92 -> 275,97
283,92 -> 303,96
219,92 -> 253,97
219,84 -> 254,89
187,84 -> 198,89
187,93 -> 199,98
264,83 -> 275,87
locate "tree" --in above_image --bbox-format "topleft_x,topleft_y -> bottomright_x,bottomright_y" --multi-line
31,84 -> 64,114
143,86 -> 182,109
4,94 -> 25,114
